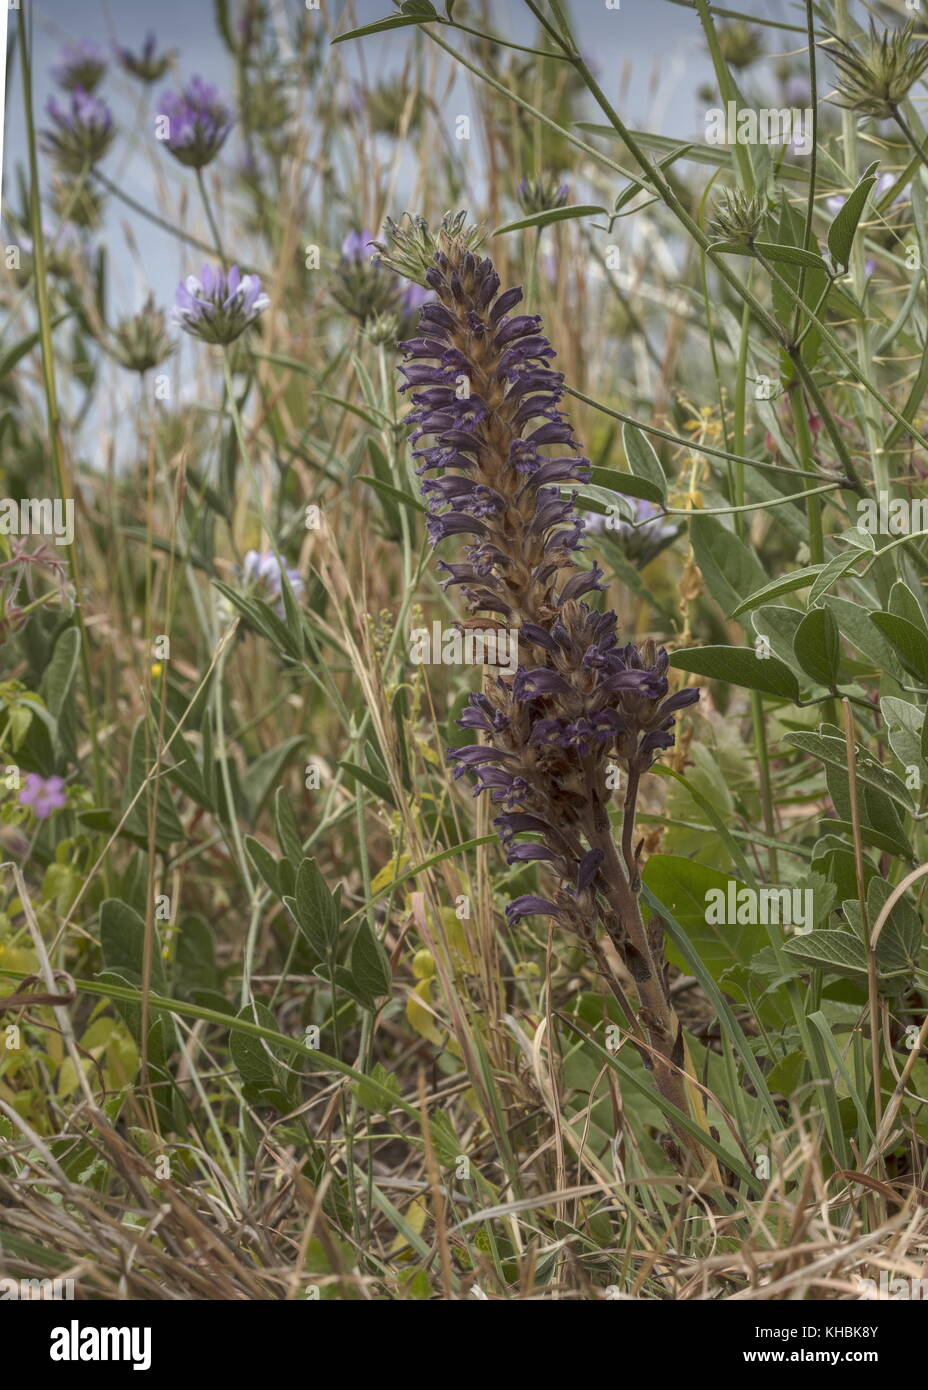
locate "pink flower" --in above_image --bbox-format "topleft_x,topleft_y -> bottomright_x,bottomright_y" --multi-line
19,773 -> 67,819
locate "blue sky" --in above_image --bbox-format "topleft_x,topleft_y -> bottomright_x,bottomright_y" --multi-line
2,0 -> 803,322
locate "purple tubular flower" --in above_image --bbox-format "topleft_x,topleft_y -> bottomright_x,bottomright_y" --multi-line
42,89 -> 114,173
172,263 -> 269,344
160,78 -> 232,168
19,773 -> 67,819
395,224 -> 699,930
506,895 -> 564,923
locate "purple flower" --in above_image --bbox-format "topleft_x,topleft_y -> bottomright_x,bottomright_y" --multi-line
172,264 -> 269,344
395,221 -> 699,925
115,33 -> 173,84
42,88 -> 114,173
159,78 -> 232,168
242,550 -> 304,618
53,41 -> 107,93
19,774 -> 67,820
341,229 -> 374,262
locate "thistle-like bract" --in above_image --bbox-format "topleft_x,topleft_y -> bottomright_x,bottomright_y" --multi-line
42,89 -> 115,174
825,20 -> 928,121
396,216 -> 700,1157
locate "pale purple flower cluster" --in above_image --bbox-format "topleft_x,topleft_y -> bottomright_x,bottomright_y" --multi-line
43,89 -> 114,173
160,77 -> 232,168
19,773 -> 67,820
52,41 -> 107,93
242,550 -> 304,618
172,264 -> 269,345
335,228 -> 433,331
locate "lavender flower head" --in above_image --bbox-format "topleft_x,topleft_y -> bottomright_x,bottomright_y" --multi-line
116,33 -> 173,84
172,264 -> 269,345
396,217 -> 699,928
334,228 -> 432,332
516,175 -> 570,216
159,78 -> 232,168
42,89 -> 114,174
242,550 -> 304,619
586,495 -> 679,567
53,41 -> 107,93
341,229 -> 373,262
19,773 -> 67,820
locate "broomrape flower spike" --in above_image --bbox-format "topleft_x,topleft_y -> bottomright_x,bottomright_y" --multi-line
825,19 -> 928,121
172,264 -> 269,345
42,89 -> 115,174
160,78 -> 233,169
394,217 -> 701,1165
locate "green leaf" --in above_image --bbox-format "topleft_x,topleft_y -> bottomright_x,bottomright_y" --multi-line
793,605 -> 840,685
781,929 -> 868,978
754,241 -> 830,272
356,474 -> 424,516
784,730 -> 915,812
333,13 -> 436,44
99,899 -> 166,995
808,550 -> 860,605
670,646 -> 800,701
273,787 -> 303,865
493,204 -> 607,235
349,921 -> 392,1008
245,835 -> 281,898
870,611 -> 928,683
293,857 -> 339,958
230,1001 -> 297,1112
641,856 -> 766,980
729,566 -> 820,618
337,759 -> 397,808
822,597 -> 906,681
589,466 -> 664,506
827,162 -> 880,270
889,580 -> 926,629
690,514 -> 767,624
240,737 -> 304,822
621,422 -> 667,502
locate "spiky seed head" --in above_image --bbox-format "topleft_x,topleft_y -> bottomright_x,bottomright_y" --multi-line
825,20 -> 928,120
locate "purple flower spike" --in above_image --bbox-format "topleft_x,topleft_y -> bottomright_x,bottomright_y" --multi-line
393,216 -> 698,936
172,263 -> 269,344
159,78 -> 232,168
19,773 -> 67,820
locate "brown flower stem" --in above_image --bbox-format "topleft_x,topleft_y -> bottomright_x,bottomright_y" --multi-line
587,823 -> 694,1161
